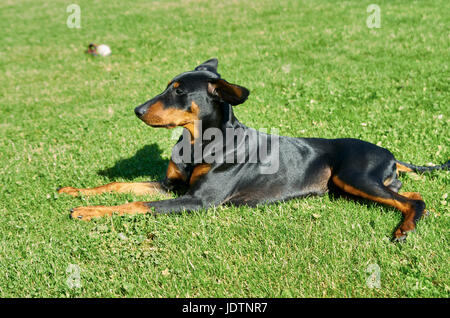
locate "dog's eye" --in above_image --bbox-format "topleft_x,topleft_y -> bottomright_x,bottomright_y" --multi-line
175,88 -> 185,95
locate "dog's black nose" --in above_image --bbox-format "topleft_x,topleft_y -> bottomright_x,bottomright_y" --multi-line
134,105 -> 145,117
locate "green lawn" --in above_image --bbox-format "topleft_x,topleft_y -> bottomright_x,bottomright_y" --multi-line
0,0 -> 449,297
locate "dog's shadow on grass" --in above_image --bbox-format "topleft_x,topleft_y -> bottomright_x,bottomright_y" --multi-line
98,144 -> 168,181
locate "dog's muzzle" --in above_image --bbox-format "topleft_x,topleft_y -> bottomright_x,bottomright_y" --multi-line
134,104 -> 147,118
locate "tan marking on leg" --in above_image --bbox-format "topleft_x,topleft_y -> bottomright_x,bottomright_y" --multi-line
70,202 -> 151,221
383,176 -> 393,187
332,176 -> 411,212
58,182 -> 166,197
189,163 -> 211,186
332,175 -> 421,239
401,192 -> 423,201
396,163 -> 413,172
166,160 -> 187,182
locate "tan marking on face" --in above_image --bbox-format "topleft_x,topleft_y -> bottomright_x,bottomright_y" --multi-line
189,163 -> 211,186
70,202 -> 151,221
173,82 -> 180,88
166,160 -> 187,182
183,101 -> 201,142
141,100 -> 200,131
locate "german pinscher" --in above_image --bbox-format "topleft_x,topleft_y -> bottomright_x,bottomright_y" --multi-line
58,58 -> 449,241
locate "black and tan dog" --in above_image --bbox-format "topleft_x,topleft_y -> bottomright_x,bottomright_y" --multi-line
58,58 -> 449,241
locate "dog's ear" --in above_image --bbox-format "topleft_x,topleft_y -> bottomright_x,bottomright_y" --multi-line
195,58 -> 219,74
207,79 -> 250,106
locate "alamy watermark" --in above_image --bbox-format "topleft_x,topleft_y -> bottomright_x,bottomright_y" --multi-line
366,263 -> 381,289
66,4 -> 81,29
366,4 -> 381,29
66,264 -> 82,289
171,121 -> 280,174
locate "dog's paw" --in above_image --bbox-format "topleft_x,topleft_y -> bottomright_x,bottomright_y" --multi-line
58,187 -> 80,196
392,229 -> 415,243
392,234 -> 407,243
69,206 -> 105,221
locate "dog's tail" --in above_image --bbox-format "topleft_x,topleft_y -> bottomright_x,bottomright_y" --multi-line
396,160 -> 450,173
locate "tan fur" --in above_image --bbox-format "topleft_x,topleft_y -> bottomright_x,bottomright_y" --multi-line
70,202 -> 151,221
332,175 -> 421,237
189,163 -> 211,185
141,101 -> 200,130
396,162 -> 413,172
166,160 -> 187,182
58,182 -> 166,196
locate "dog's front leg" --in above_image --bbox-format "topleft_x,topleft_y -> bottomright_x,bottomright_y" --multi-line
147,196 -> 209,215
70,195 -> 211,220
58,181 -> 168,197
70,201 -> 153,220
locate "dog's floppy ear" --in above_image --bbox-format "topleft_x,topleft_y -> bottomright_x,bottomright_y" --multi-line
195,58 -> 219,74
207,79 -> 250,106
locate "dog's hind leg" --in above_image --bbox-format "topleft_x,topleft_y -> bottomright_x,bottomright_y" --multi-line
58,181 -> 168,197
331,173 -> 426,242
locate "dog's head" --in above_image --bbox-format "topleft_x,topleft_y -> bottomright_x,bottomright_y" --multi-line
134,59 -> 249,134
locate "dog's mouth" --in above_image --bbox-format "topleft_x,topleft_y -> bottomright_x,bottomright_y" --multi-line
149,123 -> 178,129
138,113 -> 179,129
136,100 -> 199,132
